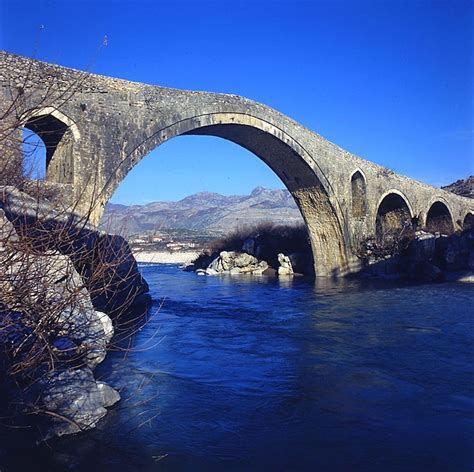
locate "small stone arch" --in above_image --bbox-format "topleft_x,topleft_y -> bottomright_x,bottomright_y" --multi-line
462,212 -> 474,231
425,201 -> 454,234
22,107 -> 81,141
350,170 -> 367,218
21,107 -> 79,183
375,190 -> 413,242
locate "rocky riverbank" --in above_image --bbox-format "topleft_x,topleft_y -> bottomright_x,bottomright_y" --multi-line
356,226 -> 474,282
186,221 -> 473,283
185,223 -> 314,276
0,187 -> 150,440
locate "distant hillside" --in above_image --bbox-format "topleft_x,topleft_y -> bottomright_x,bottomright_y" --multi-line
100,187 -> 304,236
442,176 -> 474,199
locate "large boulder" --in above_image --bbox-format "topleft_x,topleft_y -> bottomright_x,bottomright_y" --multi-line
206,251 -> 269,275
80,233 -> 150,317
408,231 -> 436,261
439,233 -> 472,271
39,367 -> 120,438
4,250 -> 112,369
0,208 -> 119,438
0,186 -> 150,320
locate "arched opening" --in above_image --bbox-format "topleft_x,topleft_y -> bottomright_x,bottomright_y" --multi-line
350,171 -> 367,218
375,192 -> 412,242
97,115 -> 349,276
101,134 -> 314,274
425,201 -> 454,234
21,112 -> 76,184
462,212 -> 473,231
23,114 -> 68,173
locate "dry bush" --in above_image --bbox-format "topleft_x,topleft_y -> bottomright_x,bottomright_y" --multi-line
356,214 -> 415,262
0,191 -> 152,434
212,221 -> 309,254
425,216 -> 454,235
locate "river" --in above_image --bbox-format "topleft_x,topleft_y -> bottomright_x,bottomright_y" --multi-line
4,264 -> 474,471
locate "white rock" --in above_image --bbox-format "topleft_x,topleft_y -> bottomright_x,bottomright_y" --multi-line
278,253 -> 294,276
251,261 -> 269,275
95,311 -> 114,344
205,251 -> 268,276
4,248 -> 109,369
41,368 -> 120,437
97,381 -> 121,407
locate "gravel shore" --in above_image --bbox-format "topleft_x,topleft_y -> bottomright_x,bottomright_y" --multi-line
133,250 -> 200,265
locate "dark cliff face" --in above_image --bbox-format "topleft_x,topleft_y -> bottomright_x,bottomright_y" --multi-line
442,176 -> 474,199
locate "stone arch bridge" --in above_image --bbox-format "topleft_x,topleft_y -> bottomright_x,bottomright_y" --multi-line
0,51 -> 472,276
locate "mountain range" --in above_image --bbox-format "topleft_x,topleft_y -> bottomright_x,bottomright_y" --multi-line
100,187 -> 304,236
100,177 -> 473,237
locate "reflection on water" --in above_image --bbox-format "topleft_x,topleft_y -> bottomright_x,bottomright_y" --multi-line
4,265 -> 474,471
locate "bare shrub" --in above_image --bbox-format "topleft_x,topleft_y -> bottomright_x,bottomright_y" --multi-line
425,216 -> 454,235
355,216 -> 415,262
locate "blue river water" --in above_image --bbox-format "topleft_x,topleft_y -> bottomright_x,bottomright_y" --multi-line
8,264 -> 474,471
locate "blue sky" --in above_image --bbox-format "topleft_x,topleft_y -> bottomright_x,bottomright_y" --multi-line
1,0 -> 472,204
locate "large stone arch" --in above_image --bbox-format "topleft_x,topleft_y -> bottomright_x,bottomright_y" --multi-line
99,112 -> 350,277
375,190 -> 413,241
